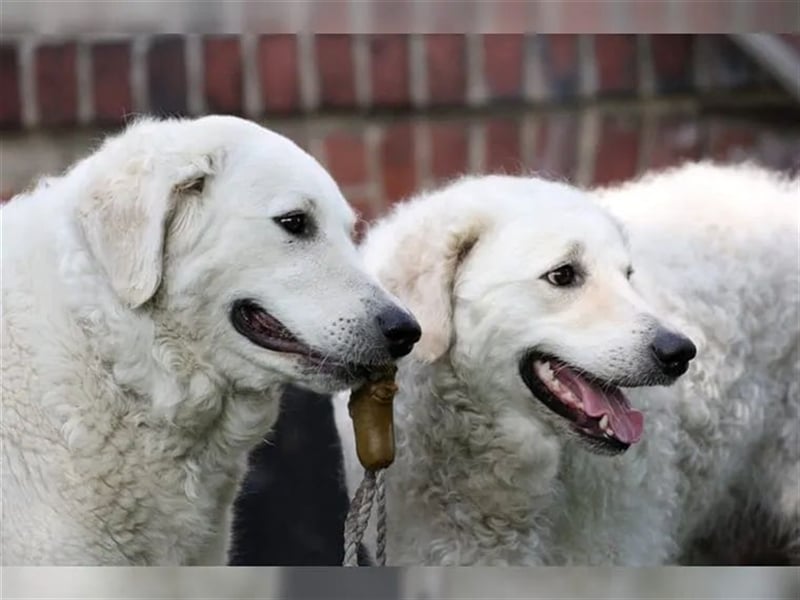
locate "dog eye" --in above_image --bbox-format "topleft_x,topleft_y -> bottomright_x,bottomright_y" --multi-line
544,264 -> 576,287
176,175 -> 206,195
625,266 -> 634,279
274,211 -> 308,236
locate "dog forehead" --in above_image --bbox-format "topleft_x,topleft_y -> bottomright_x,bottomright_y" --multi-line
498,199 -> 623,247
464,207 -> 629,288
214,124 -> 355,225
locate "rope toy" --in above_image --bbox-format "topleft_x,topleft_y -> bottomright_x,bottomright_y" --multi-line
342,366 -> 397,566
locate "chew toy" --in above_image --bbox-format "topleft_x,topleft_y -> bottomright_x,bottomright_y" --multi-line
348,366 -> 398,471
343,365 -> 398,566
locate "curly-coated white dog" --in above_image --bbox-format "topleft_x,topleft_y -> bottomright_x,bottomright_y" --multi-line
335,163 -> 799,565
1,115 -> 420,565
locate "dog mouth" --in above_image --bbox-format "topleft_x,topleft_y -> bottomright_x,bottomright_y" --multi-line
231,299 -> 314,356
229,299 -> 381,380
519,352 -> 644,454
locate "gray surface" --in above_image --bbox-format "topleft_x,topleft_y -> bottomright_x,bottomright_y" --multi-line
3,568 -> 798,599
281,568 -> 401,600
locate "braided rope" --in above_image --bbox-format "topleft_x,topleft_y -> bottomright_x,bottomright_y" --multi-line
374,469 -> 388,566
343,469 -> 375,566
343,468 -> 389,566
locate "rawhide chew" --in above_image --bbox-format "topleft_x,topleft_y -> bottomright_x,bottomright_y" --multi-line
348,365 -> 398,471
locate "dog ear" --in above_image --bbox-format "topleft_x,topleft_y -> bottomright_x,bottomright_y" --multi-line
370,214 -> 486,363
78,155 -> 213,309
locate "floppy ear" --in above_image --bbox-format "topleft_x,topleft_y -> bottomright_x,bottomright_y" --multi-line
372,215 -> 487,363
78,156 -> 212,309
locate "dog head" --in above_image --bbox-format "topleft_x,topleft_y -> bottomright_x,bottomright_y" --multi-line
77,116 -> 419,394
364,175 -> 695,454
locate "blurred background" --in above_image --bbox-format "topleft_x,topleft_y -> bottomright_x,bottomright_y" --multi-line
2,33 -> 800,206
2,1 -> 800,584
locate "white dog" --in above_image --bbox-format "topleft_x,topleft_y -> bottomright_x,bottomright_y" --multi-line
1,115 -> 420,565
335,163 -> 799,565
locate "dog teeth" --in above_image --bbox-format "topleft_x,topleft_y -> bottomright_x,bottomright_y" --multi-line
535,360 -> 586,413
535,362 -> 559,389
535,360 -> 555,381
562,388 -> 578,406
598,415 -> 615,437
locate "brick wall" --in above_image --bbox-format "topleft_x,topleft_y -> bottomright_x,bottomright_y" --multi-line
308,107 -> 800,225
0,34 -> 788,128
2,35 -> 799,212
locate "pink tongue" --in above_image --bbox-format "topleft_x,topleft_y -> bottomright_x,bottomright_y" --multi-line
553,366 -> 644,444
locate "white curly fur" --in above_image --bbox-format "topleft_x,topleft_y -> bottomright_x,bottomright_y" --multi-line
335,164 -> 800,565
2,115 -> 410,565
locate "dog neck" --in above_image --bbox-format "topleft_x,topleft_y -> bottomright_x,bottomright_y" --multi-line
58,219 -> 280,462
119,306 -> 281,458
389,356 -> 562,563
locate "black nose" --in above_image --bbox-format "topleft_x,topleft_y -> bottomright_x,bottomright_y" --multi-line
650,329 -> 697,377
376,307 -> 421,359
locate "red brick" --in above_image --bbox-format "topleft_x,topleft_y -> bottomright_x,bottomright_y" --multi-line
91,41 -> 132,125
483,35 -> 524,101
594,35 -> 637,96
651,35 -> 694,94
203,36 -> 242,114
369,35 -> 410,108
0,44 -> 21,129
540,35 -> 579,100
147,36 -> 187,116
430,120 -> 469,182
380,123 -> 416,206
315,35 -> 356,109
486,117 -> 522,173
710,122 -> 759,163
324,131 -> 368,187
531,113 -> 579,181
593,114 -> 642,186
36,43 -> 78,127
647,115 -> 704,170
258,35 -> 300,114
424,34 -> 467,106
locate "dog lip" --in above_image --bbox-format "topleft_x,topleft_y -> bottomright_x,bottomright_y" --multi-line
229,299 -> 393,380
230,298 -> 318,357
518,351 -> 632,454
